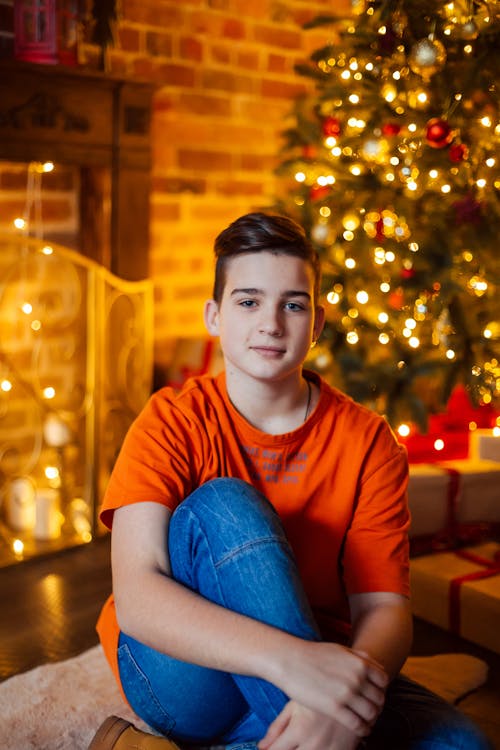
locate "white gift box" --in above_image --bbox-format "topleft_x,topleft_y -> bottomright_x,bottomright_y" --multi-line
469,428 -> 500,463
408,459 -> 500,539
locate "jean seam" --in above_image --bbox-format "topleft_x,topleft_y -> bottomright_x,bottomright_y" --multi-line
216,537 -> 291,569
118,642 -> 176,736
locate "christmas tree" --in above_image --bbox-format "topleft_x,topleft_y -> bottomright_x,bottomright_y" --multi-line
274,0 -> 500,432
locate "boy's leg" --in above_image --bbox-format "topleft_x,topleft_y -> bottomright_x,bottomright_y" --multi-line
118,478 -> 320,746
366,674 -> 493,749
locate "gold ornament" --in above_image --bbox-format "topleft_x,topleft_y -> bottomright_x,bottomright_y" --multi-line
460,19 -> 479,39
408,37 -> 447,80
351,0 -> 367,15
311,221 -> 336,247
361,136 -> 390,163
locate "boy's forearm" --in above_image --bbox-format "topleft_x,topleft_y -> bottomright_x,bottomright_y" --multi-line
115,566 -> 293,685
349,597 -> 413,680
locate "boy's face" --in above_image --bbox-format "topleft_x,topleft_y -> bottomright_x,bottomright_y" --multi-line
204,251 -> 324,385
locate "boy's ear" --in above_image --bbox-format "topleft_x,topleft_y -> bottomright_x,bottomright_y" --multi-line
313,304 -> 326,342
204,299 -> 220,336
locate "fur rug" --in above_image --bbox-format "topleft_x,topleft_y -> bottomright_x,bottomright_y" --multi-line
0,645 -> 488,750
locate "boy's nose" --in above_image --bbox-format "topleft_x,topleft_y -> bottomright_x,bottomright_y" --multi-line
258,310 -> 283,336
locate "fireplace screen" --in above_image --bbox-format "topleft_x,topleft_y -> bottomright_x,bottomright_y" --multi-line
0,234 -> 153,566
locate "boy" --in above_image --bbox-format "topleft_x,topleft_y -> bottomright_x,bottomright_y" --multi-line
90,213 -> 491,750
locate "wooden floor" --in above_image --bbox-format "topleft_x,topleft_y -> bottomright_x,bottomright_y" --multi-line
1,536 -> 499,748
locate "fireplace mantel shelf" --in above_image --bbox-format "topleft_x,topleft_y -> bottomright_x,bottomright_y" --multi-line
0,60 -> 154,280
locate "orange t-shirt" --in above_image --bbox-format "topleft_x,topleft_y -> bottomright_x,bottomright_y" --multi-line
97,370 -> 410,689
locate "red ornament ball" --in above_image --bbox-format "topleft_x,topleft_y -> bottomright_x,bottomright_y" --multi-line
321,116 -> 342,138
302,144 -> 317,159
388,289 -> 405,310
401,268 -> 415,280
426,118 -> 453,149
309,184 -> 331,202
449,142 -> 468,163
382,122 -> 401,136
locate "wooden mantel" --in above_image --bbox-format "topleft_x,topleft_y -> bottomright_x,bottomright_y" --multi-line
0,60 -> 154,281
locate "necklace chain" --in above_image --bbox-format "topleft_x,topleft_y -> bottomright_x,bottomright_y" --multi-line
304,380 -> 312,422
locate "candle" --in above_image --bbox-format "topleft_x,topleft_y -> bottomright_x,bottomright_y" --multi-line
34,489 -> 62,540
43,413 -> 71,448
5,477 -> 36,532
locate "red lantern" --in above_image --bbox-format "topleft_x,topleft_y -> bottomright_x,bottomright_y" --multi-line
14,0 -> 80,66
14,0 -> 58,64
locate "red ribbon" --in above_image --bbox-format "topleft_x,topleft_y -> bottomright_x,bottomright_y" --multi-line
410,465 -> 500,556
449,548 -> 500,634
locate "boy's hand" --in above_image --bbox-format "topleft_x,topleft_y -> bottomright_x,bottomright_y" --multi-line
270,641 -> 387,737
258,701 -> 363,750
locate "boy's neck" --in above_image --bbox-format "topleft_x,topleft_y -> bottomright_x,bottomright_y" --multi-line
224,369 -> 316,434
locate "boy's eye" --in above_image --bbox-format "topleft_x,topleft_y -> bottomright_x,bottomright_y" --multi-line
239,299 -> 257,307
284,302 -> 304,311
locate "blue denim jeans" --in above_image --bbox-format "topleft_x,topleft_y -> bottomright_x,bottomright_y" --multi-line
117,478 -> 492,750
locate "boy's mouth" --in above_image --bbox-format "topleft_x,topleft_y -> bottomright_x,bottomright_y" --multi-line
251,345 -> 286,356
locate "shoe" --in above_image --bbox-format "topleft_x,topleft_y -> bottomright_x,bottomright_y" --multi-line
88,715 -> 182,750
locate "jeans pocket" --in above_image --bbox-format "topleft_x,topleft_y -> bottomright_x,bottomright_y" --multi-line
118,642 -> 176,737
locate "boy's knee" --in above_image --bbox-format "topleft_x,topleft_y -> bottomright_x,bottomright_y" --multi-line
172,477 -> 286,543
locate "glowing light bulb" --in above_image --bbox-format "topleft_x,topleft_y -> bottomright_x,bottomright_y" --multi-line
42,162 -> 54,172
14,218 -> 26,230
43,387 -> 56,399
446,349 -> 456,359
409,336 -> 420,348
42,245 -> 53,255
21,303 -> 32,314
346,331 -> 359,344
327,291 -> 340,304
379,333 -> 390,344
1,379 -> 12,392
13,539 -> 24,555
45,466 -> 60,480
356,291 -> 369,304
295,172 -> 306,182
397,424 -> 411,437
345,258 -> 356,269
434,439 -> 445,451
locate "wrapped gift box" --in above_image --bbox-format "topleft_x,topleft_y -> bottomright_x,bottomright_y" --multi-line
408,459 -> 500,549
410,542 -> 500,654
398,385 -> 499,464
470,429 -> 500,463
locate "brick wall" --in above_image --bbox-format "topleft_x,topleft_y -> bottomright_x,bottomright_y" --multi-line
0,0 -> 350,378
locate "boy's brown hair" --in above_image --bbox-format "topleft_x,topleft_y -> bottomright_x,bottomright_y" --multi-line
213,212 -> 321,303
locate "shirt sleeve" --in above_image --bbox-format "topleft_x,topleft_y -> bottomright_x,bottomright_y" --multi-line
342,420 -> 410,597
99,389 -> 201,529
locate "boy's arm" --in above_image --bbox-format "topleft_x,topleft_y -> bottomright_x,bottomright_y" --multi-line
258,592 -> 412,750
348,591 -> 413,680
112,501 -> 387,738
